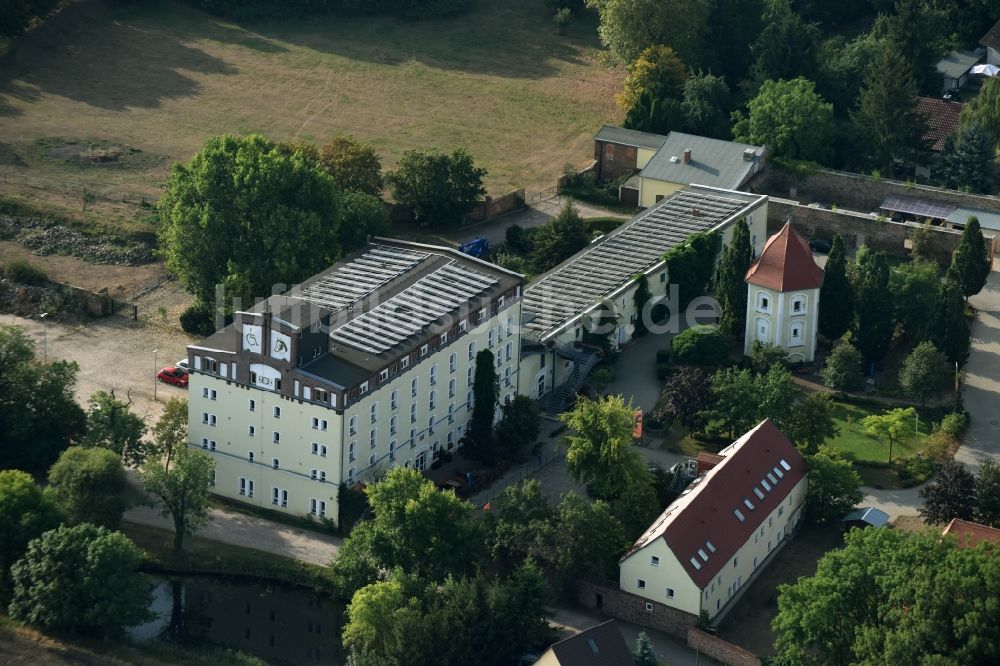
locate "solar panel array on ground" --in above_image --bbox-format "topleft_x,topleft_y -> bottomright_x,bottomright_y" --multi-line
522,190 -> 751,338
331,261 -> 498,355
296,246 -> 428,312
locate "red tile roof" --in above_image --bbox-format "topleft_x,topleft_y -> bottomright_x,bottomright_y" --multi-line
625,420 -> 807,590
696,451 -> 724,475
745,223 -> 824,292
943,518 -> 1000,549
915,97 -> 964,152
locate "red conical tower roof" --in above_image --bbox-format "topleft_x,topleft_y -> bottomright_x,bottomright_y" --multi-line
745,223 -> 824,292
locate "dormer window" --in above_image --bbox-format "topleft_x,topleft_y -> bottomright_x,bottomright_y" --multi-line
420,344 -> 429,357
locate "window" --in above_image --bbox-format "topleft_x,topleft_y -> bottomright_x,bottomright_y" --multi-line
440,332 -> 448,345
273,406 -> 281,418
779,458 -> 791,471
447,403 -> 455,424
757,292 -> 770,313
348,467 -> 355,483
790,322 -> 804,346
311,442 -> 319,455
248,425 -> 256,437
272,431 -> 280,444
349,441 -> 356,462
315,388 -> 327,403
666,588 -> 675,599
428,416 -> 435,435
272,458 -> 280,469
420,344 -> 429,357
400,356 -> 409,369
430,364 -> 437,385
368,453 -> 375,466
791,295 -> 806,314
604,143 -> 614,162
320,419 -> 327,431
390,415 -> 397,435
210,470 -> 216,486
271,487 -> 288,507
389,441 -> 396,462
205,440 -> 216,451
349,416 -> 358,436
468,341 -> 476,360
756,317 -> 770,343
391,389 -> 398,410
310,499 -> 327,517
320,445 -> 327,457
239,477 -> 247,496
459,319 -> 468,333
379,369 -> 389,382
410,404 -> 417,424
690,556 -> 702,570
505,341 -> 512,363
370,403 -> 378,424
743,498 -> 755,511
773,466 -> 785,479
429,390 -> 436,410
760,478 -> 772,491
411,378 -> 418,397
636,579 -> 646,590
467,366 -> 474,385
249,399 -> 256,412
449,353 -> 456,373
754,487 -> 765,500
766,471 -> 778,485
506,316 -> 513,337
448,378 -> 456,398
645,602 -> 653,612
698,548 -> 709,561
650,556 -> 660,567
660,271 -> 666,283
706,540 -> 716,553
360,381 -> 369,394
488,329 -> 494,348
370,429 -> 376,449
734,508 -> 746,522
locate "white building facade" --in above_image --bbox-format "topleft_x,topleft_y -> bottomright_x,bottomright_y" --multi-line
186,240 -> 523,525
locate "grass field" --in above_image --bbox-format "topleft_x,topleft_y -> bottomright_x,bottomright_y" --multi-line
825,398 -> 933,464
0,0 -> 622,222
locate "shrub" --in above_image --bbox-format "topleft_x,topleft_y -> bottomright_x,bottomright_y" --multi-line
938,412 -> 969,437
180,303 -> 217,337
585,217 -> 625,237
3,259 -> 47,286
893,455 -> 936,487
671,325 -> 729,367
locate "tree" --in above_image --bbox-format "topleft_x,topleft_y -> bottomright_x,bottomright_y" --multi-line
861,407 -> 917,464
939,122 -> 997,194
318,135 -> 384,196
671,324 -> 729,367
530,202 -> 590,274
950,216 -> 991,299
710,365 -> 797,438
0,326 -> 86,474
805,447 -> 862,523
821,340 -> 864,391
493,395 -> 541,462
732,77 -> 835,163
920,460 -> 976,524
716,218 -> 752,337
468,349 -> 499,462
47,446 -> 127,529
140,448 -> 214,552
773,528 -> 1000,665
484,480 -> 552,569
149,397 -> 188,469
654,366 -> 711,431
624,88 -> 686,135
681,71 -> 732,139
818,234 -> 854,341
560,395 -> 644,499
586,0 -> 713,65
851,45 -> 928,170
851,247 -> 894,363
386,149 -> 486,227
633,632 -> 658,666
631,273 -> 651,338
337,190 -> 391,251
9,524 -> 150,638
817,30 -> 892,115
617,44 -> 686,112
702,0 -> 764,83
898,341 -> 952,407
889,259 -> 940,341
81,390 -> 149,468
960,75 -> 1000,149
749,0 -> 823,86
0,470 -> 61,601
662,230 -> 720,308
784,392 -> 838,455
931,277 -> 971,365
158,134 -> 352,306
975,460 -> 1000,528
908,221 -> 937,263
873,0 -> 952,93
488,558 -> 553,654
540,491 -> 628,584
749,341 -> 789,374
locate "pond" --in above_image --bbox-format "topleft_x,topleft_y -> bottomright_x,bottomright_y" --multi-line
129,575 -> 345,665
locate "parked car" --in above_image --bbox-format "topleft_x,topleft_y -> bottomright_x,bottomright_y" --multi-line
809,238 -> 833,253
157,366 -> 189,387
176,359 -> 189,373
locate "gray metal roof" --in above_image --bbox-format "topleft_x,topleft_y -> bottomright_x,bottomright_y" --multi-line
593,124 -> 668,151
842,507 -> 890,528
947,206 -> 1000,232
522,186 -> 765,340
937,50 -> 981,79
640,132 -> 764,189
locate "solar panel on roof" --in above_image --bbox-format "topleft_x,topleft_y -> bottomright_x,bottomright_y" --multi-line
296,245 -> 428,312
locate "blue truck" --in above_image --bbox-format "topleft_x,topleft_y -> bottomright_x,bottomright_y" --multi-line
458,237 -> 489,258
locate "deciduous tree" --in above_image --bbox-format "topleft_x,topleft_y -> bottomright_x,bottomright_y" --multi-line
386,149 -> 486,227
539,491 -> 627,584
586,0 -> 712,66
681,71 -> 732,139
483,480 -> 552,569
47,446 -> 127,529
318,135 -> 384,196
821,340 -> 864,391
716,218 -> 752,337
493,395 -> 541,462
960,74 -> 1000,149
898,341 -> 952,407
654,366 -> 711,431
784,392 -> 838,455
732,77 -> 835,163
9,524 -> 150,638
861,407 -> 917,464
749,341 -> 789,374
974,459 -> 1000,528
616,44 -> 686,112
889,259 -> 940,341
561,395 -> 643,499
818,234 -> 854,341
140,448 -> 214,552
920,460 -> 975,524
671,324 -> 729,367
530,202 -> 589,274
631,272 -> 651,338
82,390 -> 149,468
0,470 -> 62,601
805,446 -> 862,523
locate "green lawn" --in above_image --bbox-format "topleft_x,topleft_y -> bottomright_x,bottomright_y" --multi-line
825,398 -> 934,464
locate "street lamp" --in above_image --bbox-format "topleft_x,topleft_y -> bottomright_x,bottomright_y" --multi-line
153,349 -> 159,400
39,312 -> 48,363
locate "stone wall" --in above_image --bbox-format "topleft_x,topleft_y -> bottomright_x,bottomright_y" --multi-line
574,580 -> 698,639
751,167 -> 1000,215
687,628 -> 762,666
768,198 -> 998,265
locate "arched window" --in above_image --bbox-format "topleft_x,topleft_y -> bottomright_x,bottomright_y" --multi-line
756,291 -> 771,313
791,295 -> 807,315
789,321 -> 804,347
755,317 -> 770,343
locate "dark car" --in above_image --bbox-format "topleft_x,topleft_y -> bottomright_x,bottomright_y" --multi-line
809,238 -> 833,254
157,366 -> 189,388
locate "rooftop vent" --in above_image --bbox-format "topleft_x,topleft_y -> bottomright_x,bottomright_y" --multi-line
670,155 -> 680,163
743,148 -> 757,162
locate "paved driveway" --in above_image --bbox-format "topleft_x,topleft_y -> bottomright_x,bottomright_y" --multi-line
955,269 -> 1000,470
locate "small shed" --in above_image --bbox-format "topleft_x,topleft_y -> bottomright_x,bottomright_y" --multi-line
842,507 -> 890,529
937,50 -> 983,94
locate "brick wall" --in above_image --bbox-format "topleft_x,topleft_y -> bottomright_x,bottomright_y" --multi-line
574,580 -> 698,639
687,628 -> 762,666
752,167 -> 1000,215
463,188 -> 526,224
594,141 -> 639,181
768,198 -> 998,264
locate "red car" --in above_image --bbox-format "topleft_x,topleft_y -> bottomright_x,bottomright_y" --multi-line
157,366 -> 189,388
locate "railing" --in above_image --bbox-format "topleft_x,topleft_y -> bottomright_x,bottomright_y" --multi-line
525,186 -> 559,206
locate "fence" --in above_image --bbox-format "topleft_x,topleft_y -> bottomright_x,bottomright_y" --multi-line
467,448 -> 564,509
0,171 -> 157,208
525,186 -> 559,206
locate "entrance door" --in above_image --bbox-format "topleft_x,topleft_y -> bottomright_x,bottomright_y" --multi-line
537,373 -> 546,397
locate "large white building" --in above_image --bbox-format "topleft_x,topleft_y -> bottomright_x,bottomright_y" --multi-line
518,185 -> 768,412
618,420 -> 807,623
185,239 -> 523,525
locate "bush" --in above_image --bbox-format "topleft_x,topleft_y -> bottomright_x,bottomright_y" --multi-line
893,455 -> 936,487
559,167 -> 626,207
180,303 -> 217,337
585,217 -> 625,237
938,412 -> 969,437
2,260 -> 48,286
671,325 -> 729,367
40,287 -> 82,317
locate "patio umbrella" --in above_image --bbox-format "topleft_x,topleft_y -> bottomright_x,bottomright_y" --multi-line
971,63 -> 1000,76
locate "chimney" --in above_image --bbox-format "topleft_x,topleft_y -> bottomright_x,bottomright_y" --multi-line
683,148 -> 692,164
743,148 -> 756,162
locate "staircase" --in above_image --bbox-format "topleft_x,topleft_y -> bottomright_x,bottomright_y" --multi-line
542,345 -> 601,415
